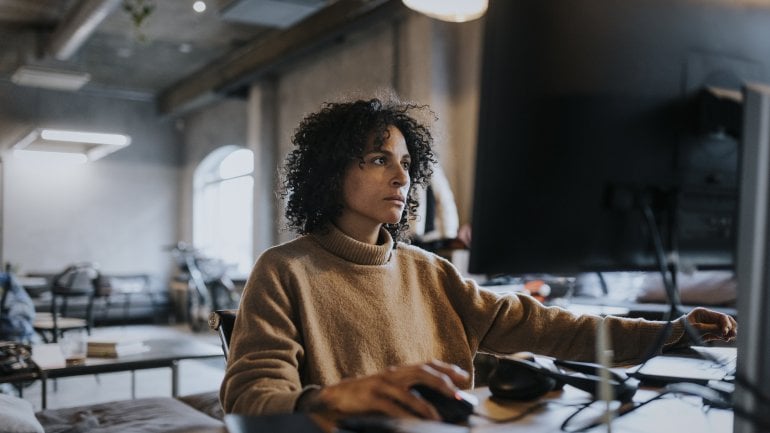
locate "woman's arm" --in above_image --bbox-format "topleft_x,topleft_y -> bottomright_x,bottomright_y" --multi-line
220,254 -> 307,415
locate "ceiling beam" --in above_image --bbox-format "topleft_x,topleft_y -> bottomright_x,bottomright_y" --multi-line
158,0 -> 405,117
48,0 -> 121,61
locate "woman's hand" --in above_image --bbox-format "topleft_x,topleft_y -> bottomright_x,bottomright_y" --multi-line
685,307 -> 737,343
300,359 -> 470,421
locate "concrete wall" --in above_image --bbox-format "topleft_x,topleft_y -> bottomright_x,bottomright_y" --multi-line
0,83 -> 182,285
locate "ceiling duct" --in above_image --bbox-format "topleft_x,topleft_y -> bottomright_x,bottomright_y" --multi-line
48,0 -> 122,60
220,0 -> 328,28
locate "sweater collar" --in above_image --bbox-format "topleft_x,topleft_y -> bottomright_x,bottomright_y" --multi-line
312,224 -> 393,266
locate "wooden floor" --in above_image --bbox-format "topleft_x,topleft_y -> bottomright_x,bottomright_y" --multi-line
10,324 -> 226,412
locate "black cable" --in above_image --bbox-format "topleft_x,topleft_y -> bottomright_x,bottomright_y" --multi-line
560,384 -> 738,433
559,393 -> 671,433
641,204 -> 682,320
641,204 -> 713,352
595,272 -> 609,296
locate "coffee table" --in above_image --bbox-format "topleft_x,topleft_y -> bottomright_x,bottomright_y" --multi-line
32,337 -> 223,408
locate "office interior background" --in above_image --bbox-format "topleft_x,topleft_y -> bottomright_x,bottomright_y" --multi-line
0,0 -> 483,290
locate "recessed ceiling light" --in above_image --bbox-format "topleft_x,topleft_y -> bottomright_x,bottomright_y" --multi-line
193,1 -> 206,13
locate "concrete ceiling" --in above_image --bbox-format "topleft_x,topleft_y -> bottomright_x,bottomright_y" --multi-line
0,0 -> 402,116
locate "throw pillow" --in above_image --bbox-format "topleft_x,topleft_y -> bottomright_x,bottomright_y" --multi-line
0,393 -> 44,433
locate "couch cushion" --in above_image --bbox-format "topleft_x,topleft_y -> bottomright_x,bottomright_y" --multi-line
35,396 -> 225,433
0,393 -> 45,433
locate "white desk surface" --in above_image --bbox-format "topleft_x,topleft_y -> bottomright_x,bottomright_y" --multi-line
469,386 -> 731,432
388,385 -> 732,433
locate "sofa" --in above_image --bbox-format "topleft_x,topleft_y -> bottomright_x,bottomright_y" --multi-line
0,390 -> 226,433
25,273 -> 171,326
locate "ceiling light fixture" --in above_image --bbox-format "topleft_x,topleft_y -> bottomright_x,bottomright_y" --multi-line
11,128 -> 132,162
193,1 -> 207,13
402,0 -> 488,22
13,150 -> 89,164
11,66 -> 91,91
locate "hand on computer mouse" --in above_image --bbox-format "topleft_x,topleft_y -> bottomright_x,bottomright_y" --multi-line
410,384 -> 478,423
686,307 -> 737,342
299,359 -> 470,421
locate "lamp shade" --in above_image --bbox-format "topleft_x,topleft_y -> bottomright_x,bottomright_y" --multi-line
402,0 -> 488,22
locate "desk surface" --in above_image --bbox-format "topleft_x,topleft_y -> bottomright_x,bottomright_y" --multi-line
225,385 -> 732,433
467,386 -> 731,432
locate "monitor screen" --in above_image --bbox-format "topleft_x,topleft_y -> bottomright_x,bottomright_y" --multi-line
468,0 -> 770,276
735,83 -> 770,433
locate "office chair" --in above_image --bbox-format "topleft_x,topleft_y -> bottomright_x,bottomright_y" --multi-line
33,263 -> 100,343
208,309 -> 237,360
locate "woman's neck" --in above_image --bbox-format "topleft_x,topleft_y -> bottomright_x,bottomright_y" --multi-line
333,216 -> 382,245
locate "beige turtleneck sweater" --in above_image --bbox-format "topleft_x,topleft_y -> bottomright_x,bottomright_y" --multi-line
220,224 -> 684,416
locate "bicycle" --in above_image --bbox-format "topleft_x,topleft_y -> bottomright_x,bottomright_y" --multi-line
168,243 -> 240,332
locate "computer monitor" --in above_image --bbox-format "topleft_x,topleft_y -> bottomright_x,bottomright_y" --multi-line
469,0 -> 770,276
734,83 -> 770,433
468,1 -> 770,431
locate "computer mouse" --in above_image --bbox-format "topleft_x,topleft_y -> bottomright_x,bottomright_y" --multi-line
487,353 -> 562,400
410,384 -> 478,423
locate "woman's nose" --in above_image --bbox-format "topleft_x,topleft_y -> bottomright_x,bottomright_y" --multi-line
391,165 -> 409,186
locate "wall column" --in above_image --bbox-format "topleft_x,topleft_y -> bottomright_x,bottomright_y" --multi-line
248,81 -> 279,257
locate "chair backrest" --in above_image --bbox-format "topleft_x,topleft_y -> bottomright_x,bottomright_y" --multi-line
208,309 -> 237,360
52,264 -> 100,296
53,263 -> 100,328
33,264 -> 100,343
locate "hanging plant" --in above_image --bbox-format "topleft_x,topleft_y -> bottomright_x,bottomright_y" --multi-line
122,0 -> 155,42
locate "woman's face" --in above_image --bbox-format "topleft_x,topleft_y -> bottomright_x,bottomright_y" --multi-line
336,125 -> 411,243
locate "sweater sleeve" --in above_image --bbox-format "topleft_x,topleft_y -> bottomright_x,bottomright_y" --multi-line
219,251 -> 308,415
440,265 -> 681,364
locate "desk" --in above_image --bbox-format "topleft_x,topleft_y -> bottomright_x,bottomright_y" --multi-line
225,386 -> 732,433
32,337 -> 223,408
467,386 -> 731,432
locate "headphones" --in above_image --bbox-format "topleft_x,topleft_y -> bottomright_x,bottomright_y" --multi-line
487,352 -> 638,402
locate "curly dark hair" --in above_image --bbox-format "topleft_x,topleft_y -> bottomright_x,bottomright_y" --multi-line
281,97 -> 437,242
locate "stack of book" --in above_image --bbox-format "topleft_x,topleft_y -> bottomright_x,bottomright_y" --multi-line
86,339 -> 149,358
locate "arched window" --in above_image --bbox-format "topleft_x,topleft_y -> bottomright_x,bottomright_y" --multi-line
193,146 -> 254,276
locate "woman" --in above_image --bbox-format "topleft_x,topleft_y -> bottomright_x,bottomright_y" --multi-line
220,97 -> 736,422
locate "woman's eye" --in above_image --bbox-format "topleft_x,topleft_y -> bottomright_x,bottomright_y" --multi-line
371,156 -> 386,165
401,161 -> 411,170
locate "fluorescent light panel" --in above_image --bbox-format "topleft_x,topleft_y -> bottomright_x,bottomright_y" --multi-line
11,66 -> 91,91
13,149 -> 88,164
12,128 -> 131,161
40,129 -> 130,146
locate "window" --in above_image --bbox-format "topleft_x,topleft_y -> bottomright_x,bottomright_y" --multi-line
193,146 -> 254,276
